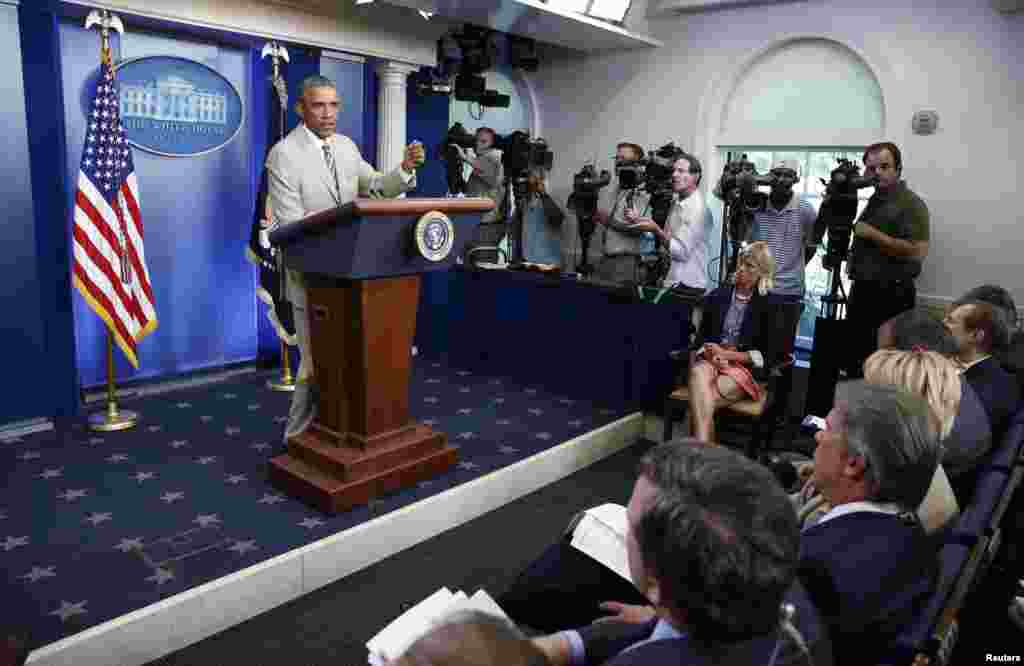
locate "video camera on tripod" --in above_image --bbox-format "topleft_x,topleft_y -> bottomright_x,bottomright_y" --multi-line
633,143 -> 687,286
803,157 -> 879,426
496,130 -> 553,182
567,163 -> 612,275
437,122 -> 556,264
437,122 -> 554,195
713,154 -> 776,278
813,157 -> 878,273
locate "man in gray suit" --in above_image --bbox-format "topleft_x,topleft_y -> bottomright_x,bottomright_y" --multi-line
267,74 -> 425,441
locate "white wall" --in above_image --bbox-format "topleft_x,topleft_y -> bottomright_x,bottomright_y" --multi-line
532,0 -> 1024,304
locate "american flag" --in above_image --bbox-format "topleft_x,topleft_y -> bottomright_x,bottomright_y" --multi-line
71,46 -> 156,368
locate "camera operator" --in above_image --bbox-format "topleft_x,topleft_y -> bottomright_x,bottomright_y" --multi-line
748,160 -> 818,307
592,142 -> 655,284
465,127 -> 504,219
520,166 -> 565,266
743,160 -> 818,421
462,127 -> 505,262
625,151 -> 708,292
844,142 -> 930,378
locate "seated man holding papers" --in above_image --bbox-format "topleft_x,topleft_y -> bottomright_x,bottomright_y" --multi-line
524,441 -> 827,666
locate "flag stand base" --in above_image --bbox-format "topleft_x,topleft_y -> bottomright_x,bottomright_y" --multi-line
267,340 -> 296,392
267,379 -> 296,392
89,404 -> 138,432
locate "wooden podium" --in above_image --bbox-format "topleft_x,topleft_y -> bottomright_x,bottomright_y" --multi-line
266,197 -> 494,514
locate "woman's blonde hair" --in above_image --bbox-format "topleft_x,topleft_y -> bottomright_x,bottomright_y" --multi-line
863,349 -> 961,439
739,241 -> 776,295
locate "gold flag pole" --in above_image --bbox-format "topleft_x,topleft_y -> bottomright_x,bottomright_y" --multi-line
89,330 -> 139,432
262,41 -> 295,393
84,9 -> 137,431
267,340 -> 295,391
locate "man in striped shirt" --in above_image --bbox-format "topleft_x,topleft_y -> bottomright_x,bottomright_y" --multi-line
748,159 -> 818,307
747,159 -> 817,418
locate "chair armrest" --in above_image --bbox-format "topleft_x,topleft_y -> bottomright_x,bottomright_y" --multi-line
466,245 -> 508,266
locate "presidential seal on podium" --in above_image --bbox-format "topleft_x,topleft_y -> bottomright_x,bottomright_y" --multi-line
414,210 -> 455,262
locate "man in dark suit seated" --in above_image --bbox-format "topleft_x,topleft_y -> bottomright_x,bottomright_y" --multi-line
944,299 -> 1021,439
530,442 -> 817,666
956,284 -> 1024,394
799,382 -> 940,666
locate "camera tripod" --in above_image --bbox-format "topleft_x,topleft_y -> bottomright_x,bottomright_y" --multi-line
803,246 -> 851,419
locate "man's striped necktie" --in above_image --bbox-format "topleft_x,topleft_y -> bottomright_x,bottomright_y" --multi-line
322,143 -> 338,195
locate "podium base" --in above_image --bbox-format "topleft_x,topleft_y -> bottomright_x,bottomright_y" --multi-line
268,423 -> 457,514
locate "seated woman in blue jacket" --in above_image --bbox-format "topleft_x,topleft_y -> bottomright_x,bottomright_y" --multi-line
687,241 -> 789,442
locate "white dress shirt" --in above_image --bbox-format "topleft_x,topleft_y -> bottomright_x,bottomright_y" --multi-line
663,188 -> 708,291
813,500 -> 903,528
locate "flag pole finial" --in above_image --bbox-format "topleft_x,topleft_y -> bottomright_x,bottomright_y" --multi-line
261,42 -> 290,110
85,9 -> 125,59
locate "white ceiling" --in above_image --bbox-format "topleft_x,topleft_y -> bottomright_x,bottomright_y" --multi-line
316,0 -> 663,52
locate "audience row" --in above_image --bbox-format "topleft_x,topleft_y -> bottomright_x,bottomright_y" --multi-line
383,281 -> 1023,666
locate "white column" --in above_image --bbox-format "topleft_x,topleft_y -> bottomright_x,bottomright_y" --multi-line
375,61 -> 418,173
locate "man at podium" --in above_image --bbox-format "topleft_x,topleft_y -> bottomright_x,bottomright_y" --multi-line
266,74 -> 425,441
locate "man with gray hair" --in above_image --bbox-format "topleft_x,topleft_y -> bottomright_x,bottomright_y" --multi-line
266,74 -> 425,441
799,381 -> 940,666
387,610 -> 549,666
531,442 -> 819,666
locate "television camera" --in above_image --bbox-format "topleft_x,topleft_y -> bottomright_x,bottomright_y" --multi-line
814,158 -> 878,275
567,163 -> 612,275
713,154 -> 776,280
590,143 -> 684,286
634,143 -> 688,287
438,122 -> 553,197
438,122 -> 477,195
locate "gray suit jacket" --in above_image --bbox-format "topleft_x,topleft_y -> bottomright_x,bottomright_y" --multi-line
465,148 -> 504,223
266,124 -> 414,307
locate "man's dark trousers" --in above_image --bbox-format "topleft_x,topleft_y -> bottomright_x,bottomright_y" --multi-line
844,279 -> 916,378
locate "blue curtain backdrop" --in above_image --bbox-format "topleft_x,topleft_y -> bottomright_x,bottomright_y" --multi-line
60,23 -> 256,388
363,58 -> 380,168
252,44 -> 320,361
407,68 -> 453,356
320,55 -> 365,156
407,67 -> 451,199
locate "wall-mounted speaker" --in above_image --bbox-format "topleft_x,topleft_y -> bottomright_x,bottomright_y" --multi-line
912,110 -> 939,135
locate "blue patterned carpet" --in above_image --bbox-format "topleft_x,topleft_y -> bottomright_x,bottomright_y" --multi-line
0,356 -> 632,650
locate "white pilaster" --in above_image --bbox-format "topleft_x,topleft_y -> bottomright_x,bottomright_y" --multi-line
375,61 -> 418,173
